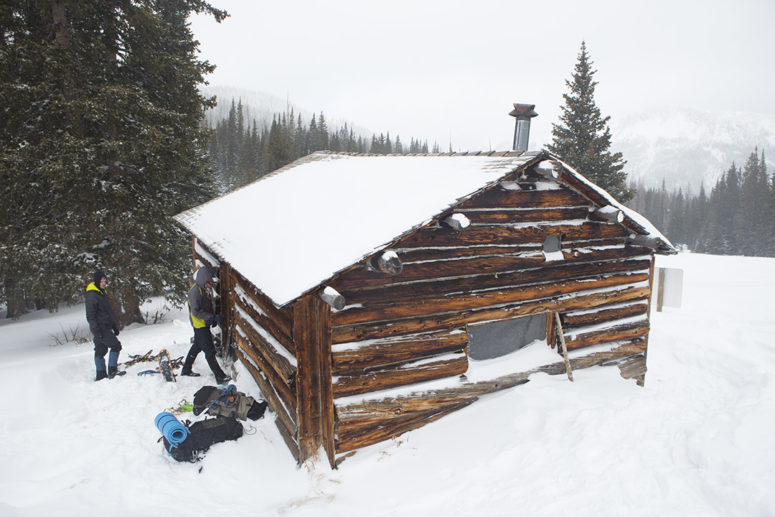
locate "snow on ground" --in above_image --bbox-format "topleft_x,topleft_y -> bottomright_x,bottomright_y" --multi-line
1,252 -> 774,516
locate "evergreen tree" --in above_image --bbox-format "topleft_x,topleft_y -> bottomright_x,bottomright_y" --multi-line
0,0 -> 227,320
548,42 -> 632,202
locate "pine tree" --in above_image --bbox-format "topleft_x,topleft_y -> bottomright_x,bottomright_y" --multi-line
548,42 -> 632,202
0,0 -> 227,320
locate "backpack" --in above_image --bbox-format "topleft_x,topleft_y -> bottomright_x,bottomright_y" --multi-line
192,384 -> 267,421
163,417 -> 243,462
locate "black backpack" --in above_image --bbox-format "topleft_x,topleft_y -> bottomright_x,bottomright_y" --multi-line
162,417 -> 243,463
192,385 -> 267,421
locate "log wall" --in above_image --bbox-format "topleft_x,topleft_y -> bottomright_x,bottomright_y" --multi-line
325,168 -> 656,459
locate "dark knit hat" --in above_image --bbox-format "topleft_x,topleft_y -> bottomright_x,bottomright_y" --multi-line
93,269 -> 107,285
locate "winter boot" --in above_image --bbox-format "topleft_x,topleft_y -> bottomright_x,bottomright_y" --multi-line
215,373 -> 232,385
180,370 -> 201,377
95,370 -> 108,381
107,366 -> 126,379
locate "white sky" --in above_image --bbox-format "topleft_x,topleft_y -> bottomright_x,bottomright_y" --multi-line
190,0 -> 775,151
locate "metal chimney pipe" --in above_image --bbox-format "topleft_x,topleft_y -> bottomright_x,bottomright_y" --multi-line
509,103 -> 538,152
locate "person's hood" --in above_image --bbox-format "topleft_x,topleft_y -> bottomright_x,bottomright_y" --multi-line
194,266 -> 213,288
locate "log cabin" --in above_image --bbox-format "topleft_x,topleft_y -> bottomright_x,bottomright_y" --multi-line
174,141 -> 674,468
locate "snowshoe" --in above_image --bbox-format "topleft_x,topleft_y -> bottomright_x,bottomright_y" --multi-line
159,349 -> 175,382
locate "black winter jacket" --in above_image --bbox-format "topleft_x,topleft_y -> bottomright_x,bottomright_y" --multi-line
85,282 -> 118,337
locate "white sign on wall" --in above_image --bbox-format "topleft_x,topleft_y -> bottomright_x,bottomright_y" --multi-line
655,267 -> 683,311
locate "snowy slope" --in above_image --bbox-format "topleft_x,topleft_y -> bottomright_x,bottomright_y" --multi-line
613,108 -> 775,191
1,252 -> 774,516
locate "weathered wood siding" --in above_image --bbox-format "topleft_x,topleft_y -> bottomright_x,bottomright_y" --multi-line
326,166 -> 655,457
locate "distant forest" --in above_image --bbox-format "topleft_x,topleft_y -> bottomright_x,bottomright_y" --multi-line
627,149 -> 774,257
207,100 -> 438,192
206,103 -> 775,259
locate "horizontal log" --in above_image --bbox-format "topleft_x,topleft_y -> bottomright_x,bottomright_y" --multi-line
332,284 -> 651,343
393,237 -> 636,264
230,268 -> 293,337
334,244 -> 648,294
233,287 -> 294,354
565,323 -> 650,351
335,400 -> 474,454
337,258 -> 651,308
336,341 -> 646,439
334,271 -> 650,327
234,331 -> 297,414
234,345 -> 297,432
332,330 -> 469,376
553,167 -> 651,237
234,310 -> 296,385
457,188 -> 589,210
400,221 -> 630,249
462,206 -> 591,224
561,301 -> 649,329
333,353 -> 469,398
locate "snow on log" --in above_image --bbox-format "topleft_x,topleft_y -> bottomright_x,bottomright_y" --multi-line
592,205 -> 624,223
499,180 -> 521,191
319,286 -> 346,311
535,160 -> 560,179
442,213 -> 471,231
370,250 -> 403,275
628,234 -> 662,249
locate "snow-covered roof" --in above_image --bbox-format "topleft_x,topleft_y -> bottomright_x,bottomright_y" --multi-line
174,151 -> 537,306
175,150 -> 673,307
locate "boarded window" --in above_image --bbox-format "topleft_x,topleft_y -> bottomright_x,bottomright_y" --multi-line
467,314 -> 547,360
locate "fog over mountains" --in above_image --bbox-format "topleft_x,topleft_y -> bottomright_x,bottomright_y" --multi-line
204,87 -> 774,194
612,108 -> 775,192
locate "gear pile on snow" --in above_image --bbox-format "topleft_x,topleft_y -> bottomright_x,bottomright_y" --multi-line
154,384 -> 267,462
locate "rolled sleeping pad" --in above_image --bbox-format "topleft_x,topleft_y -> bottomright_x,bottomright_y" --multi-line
154,411 -> 190,447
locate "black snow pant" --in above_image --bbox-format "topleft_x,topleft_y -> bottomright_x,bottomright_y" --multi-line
182,327 -> 226,378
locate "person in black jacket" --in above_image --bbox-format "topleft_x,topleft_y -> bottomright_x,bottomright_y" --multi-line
181,266 -> 230,384
85,269 -> 122,381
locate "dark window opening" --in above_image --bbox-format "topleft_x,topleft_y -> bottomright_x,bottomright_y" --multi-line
467,314 -> 547,360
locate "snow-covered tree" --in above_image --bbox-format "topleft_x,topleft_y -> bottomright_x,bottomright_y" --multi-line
548,42 -> 632,202
0,0 -> 227,321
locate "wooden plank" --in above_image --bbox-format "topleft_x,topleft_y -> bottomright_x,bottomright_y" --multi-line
554,312 -> 574,381
332,330 -> 469,376
333,245 -> 648,292
230,268 -> 293,338
334,271 -> 650,327
335,400 -> 475,454
275,418 -> 301,464
461,206 -> 591,224
234,345 -> 297,432
337,258 -> 652,307
457,188 -> 589,210
233,288 -> 294,354
332,284 -> 651,344
293,293 -> 333,464
234,312 -> 296,386
400,220 -> 630,249
561,301 -> 649,328
333,353 -> 469,398
318,297 -> 336,469
565,322 -> 650,350
234,331 -> 297,415
394,237 -> 629,263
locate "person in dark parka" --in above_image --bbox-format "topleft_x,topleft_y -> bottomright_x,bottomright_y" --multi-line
181,266 -> 230,384
85,269 -> 122,381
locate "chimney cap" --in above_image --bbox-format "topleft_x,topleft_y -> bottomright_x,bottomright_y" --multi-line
509,103 -> 538,119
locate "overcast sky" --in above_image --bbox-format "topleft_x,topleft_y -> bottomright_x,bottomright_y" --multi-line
190,0 -> 775,151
